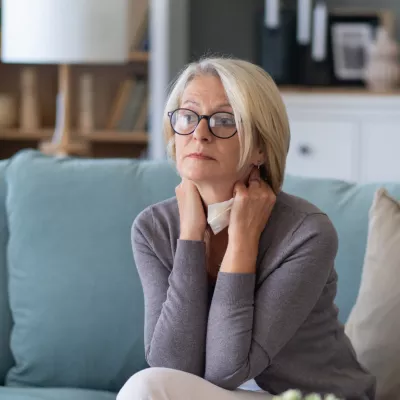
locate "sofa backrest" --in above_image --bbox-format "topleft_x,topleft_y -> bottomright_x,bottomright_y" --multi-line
282,175 -> 400,323
0,159 -> 14,385
1,149 -> 400,390
3,150 -> 181,392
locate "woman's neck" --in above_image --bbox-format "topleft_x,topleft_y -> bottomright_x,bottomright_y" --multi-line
193,167 -> 253,207
194,182 -> 234,208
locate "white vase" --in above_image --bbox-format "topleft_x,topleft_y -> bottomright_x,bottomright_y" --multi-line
364,27 -> 400,92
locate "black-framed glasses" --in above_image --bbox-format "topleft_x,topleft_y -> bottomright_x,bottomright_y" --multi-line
167,108 -> 237,139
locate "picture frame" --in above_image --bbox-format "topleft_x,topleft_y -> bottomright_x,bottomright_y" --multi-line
328,10 -> 394,86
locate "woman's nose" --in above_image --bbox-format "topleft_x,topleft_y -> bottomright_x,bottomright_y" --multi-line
192,118 -> 212,142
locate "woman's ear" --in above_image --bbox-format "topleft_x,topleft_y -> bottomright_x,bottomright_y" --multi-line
252,147 -> 265,167
252,148 -> 270,184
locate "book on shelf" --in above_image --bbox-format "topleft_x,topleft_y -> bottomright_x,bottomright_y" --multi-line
106,76 -> 148,133
104,0 -> 149,136
133,90 -> 149,131
106,78 -> 135,129
117,79 -> 148,131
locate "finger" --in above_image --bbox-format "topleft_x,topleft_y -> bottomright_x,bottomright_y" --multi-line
181,178 -> 194,188
248,166 -> 261,188
233,181 -> 247,197
260,183 -> 277,207
249,166 -> 260,180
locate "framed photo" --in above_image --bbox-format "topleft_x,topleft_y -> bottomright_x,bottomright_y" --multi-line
331,23 -> 374,81
328,10 -> 394,86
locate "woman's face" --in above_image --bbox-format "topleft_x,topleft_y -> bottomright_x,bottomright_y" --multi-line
174,75 -> 252,185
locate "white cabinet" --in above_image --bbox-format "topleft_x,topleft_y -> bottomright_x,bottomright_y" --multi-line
360,121 -> 400,183
286,120 -> 358,182
282,91 -> 400,183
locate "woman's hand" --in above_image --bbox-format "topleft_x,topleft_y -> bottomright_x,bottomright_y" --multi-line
229,167 -> 276,248
220,167 -> 276,274
176,179 -> 207,241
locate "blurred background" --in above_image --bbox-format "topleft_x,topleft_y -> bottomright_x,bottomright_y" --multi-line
0,0 -> 399,183
0,4 -> 399,399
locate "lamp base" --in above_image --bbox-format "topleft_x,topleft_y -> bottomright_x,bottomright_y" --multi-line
39,139 -> 90,157
39,64 -> 90,157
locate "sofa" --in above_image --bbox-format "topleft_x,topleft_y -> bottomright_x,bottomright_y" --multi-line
1,149 -> 400,400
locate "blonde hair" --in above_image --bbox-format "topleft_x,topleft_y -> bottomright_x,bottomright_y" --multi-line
164,57 -> 290,194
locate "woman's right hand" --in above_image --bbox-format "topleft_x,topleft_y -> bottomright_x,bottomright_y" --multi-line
176,179 -> 207,241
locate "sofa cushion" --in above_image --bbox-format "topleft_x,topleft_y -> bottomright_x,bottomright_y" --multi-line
5,150 -> 180,392
345,188 -> 400,400
0,159 -> 14,384
282,175 -> 400,323
0,387 -> 115,400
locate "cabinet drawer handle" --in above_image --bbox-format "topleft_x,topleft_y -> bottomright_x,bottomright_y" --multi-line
298,144 -> 313,156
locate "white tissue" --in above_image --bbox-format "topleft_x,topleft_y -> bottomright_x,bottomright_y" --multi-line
207,198 -> 234,235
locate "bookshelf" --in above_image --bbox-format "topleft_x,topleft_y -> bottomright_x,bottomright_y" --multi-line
0,128 -> 53,141
0,57 -> 150,159
84,131 -> 148,143
0,2 -> 150,160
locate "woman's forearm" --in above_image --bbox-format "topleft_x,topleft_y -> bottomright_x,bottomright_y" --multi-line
145,240 -> 209,376
205,271 -> 257,389
204,238 -> 259,388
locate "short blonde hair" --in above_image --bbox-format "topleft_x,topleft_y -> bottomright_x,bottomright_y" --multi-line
164,57 -> 290,194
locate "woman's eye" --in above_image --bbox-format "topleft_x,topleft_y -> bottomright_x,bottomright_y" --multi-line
180,113 -> 196,124
216,117 -> 234,126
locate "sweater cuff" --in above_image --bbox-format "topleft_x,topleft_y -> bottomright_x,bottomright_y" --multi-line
213,272 -> 256,306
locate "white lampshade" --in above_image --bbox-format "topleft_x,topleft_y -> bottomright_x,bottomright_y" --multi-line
1,0 -> 131,64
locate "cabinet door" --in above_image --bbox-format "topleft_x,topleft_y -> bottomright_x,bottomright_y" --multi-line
360,121 -> 400,183
286,119 -> 358,181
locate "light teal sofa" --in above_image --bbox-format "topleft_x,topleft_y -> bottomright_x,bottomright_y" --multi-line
1,150 -> 400,400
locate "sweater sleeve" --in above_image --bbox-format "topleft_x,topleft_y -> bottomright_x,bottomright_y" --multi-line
131,207 -> 209,376
204,213 -> 338,390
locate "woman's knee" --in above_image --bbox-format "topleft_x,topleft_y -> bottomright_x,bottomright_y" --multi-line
117,367 -> 175,400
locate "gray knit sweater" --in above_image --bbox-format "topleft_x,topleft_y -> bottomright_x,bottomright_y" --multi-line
131,191 -> 376,399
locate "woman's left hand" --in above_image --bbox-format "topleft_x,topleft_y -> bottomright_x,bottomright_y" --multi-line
228,166 -> 276,248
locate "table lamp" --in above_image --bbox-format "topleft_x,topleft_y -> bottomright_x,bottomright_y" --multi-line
1,0 -> 131,155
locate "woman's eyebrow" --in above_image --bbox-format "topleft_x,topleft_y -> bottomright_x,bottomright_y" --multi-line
181,99 -> 200,107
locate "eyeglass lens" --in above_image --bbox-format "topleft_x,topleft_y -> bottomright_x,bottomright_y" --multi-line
170,109 -> 236,138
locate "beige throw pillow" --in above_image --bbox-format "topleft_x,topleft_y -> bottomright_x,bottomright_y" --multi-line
345,188 -> 400,400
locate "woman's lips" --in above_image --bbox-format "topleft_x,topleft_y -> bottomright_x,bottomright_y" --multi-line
187,153 -> 214,160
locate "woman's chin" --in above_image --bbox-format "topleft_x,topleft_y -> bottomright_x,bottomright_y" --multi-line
179,167 -> 216,183
181,171 -> 212,182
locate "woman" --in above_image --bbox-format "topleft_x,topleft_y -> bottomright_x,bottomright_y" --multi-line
117,57 -> 376,399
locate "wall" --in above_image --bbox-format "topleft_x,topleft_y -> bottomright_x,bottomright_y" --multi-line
189,0 -> 400,62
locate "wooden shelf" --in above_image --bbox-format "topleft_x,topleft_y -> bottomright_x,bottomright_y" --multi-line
0,128 -> 54,141
82,130 -> 148,144
128,51 -> 149,63
0,129 -> 149,145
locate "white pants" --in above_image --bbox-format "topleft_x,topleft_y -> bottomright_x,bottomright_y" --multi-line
117,368 -> 273,400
